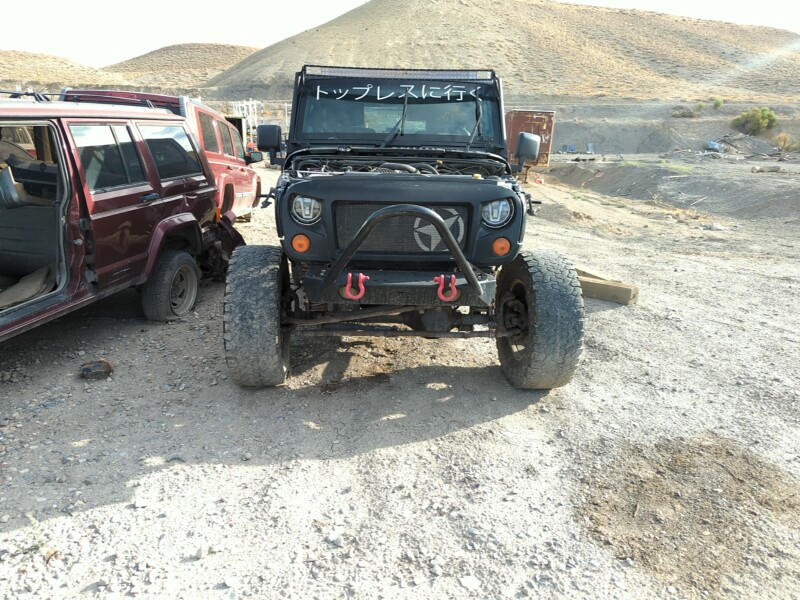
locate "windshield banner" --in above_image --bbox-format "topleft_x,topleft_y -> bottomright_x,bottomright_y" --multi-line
310,82 -> 490,102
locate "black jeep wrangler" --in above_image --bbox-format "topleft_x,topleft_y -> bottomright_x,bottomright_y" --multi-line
223,66 -> 584,389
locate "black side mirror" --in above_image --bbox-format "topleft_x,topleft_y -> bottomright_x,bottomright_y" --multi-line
246,151 -> 263,164
516,132 -> 541,168
257,124 -> 282,152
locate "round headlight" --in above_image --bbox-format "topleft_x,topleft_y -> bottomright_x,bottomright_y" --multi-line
291,195 -> 322,224
481,199 -> 513,228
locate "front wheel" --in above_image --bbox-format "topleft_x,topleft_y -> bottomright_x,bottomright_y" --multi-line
223,245 -> 290,387
496,250 -> 585,389
140,249 -> 200,321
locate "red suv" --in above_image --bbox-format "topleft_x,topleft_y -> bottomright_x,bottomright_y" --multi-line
0,92 -> 243,343
60,90 -> 264,220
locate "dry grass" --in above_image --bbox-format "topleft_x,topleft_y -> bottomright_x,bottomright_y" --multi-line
1,0 -> 799,102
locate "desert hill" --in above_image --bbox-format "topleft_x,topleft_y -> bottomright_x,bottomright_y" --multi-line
104,44 -> 260,92
0,44 -> 258,97
1,0 -> 798,105
205,0 -> 800,103
0,50 -> 132,91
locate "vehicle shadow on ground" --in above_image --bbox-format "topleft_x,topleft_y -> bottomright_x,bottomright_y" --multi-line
57,279 -> 223,321
0,286 -> 560,532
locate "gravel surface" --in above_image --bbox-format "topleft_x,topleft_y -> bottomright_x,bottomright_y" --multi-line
1,159 -> 798,599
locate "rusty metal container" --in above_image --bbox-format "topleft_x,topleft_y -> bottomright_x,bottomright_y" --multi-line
505,110 -> 555,167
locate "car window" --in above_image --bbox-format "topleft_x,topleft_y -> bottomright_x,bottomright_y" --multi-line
229,126 -> 246,160
0,121 -> 62,202
112,125 -> 146,182
0,126 -> 36,158
1,126 -> 33,145
298,79 -> 498,142
70,124 -> 147,191
139,124 -> 203,180
218,121 -> 234,156
198,112 -> 220,153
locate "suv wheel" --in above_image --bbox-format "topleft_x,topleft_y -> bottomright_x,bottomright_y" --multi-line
223,245 -> 290,387
496,250 -> 585,389
140,249 -> 200,321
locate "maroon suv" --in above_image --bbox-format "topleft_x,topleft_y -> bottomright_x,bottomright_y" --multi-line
60,89 -> 264,220
0,92 -> 243,343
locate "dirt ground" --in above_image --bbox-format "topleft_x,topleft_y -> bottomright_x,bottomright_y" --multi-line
0,151 -> 799,599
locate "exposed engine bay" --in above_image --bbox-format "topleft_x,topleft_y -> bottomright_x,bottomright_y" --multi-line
288,154 -> 511,178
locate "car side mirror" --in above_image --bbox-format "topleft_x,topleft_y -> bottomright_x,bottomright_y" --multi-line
246,151 -> 263,164
257,125 -> 282,152
516,132 -> 541,168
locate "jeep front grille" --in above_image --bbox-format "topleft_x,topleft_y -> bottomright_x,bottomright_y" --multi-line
334,203 -> 470,254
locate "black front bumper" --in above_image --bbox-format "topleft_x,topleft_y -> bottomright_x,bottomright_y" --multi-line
302,204 -> 496,307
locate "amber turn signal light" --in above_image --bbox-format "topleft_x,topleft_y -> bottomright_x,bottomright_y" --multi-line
492,237 -> 511,256
292,234 -> 311,253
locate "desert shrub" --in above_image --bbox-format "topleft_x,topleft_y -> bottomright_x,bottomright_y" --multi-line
696,102 -> 706,111
713,98 -> 724,109
672,106 -> 699,118
732,107 -> 778,134
774,132 -> 799,152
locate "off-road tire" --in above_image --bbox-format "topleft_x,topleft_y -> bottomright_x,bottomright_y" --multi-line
496,249 -> 585,389
223,245 -> 289,387
140,249 -> 200,321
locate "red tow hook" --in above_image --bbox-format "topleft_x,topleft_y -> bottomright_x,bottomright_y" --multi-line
344,272 -> 370,300
434,274 -> 459,302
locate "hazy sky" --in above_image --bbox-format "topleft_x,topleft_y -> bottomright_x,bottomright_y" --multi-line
2,0 -> 370,67
3,0 -> 798,68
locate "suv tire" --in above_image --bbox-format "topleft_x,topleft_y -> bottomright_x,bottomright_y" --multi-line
140,249 -> 200,321
223,245 -> 289,387
496,249 -> 585,389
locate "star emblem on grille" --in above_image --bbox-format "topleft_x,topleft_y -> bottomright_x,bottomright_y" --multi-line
413,209 -> 464,251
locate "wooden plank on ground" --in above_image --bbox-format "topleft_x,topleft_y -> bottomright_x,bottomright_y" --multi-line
575,268 -> 639,305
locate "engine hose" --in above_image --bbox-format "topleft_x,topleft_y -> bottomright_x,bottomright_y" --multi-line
378,162 -> 418,173
412,163 -> 439,174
